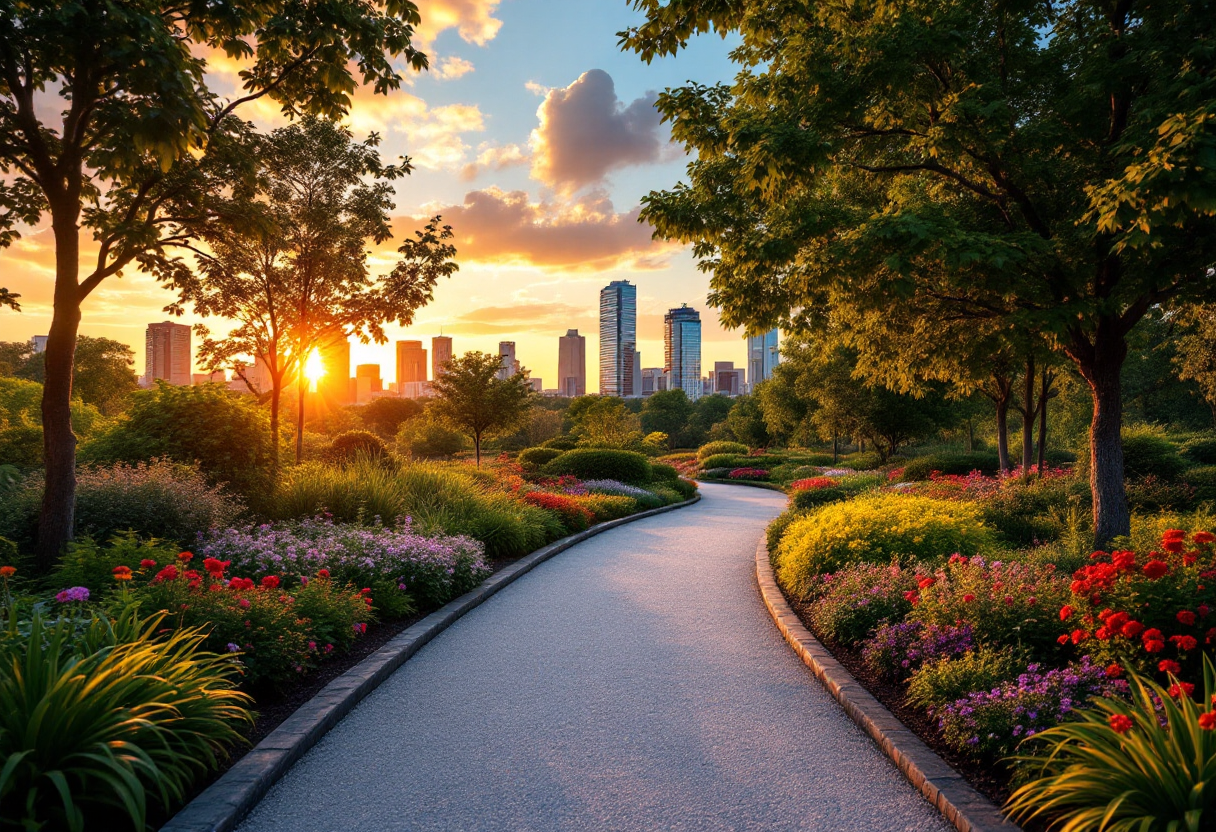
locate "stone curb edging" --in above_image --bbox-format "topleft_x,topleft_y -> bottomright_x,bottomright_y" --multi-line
754,538 -> 1020,832
161,492 -> 703,832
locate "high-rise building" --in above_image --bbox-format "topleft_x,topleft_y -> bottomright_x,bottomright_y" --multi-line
747,328 -> 780,386
192,371 -> 226,385
599,280 -> 636,397
355,364 -> 382,404
527,378 -> 543,393
664,305 -> 702,400
630,349 -> 643,397
431,336 -> 453,378
317,331 -> 352,405
497,341 -> 520,380
557,329 -> 586,398
396,340 -> 428,387
714,361 -> 744,396
641,367 -> 667,396
144,321 -> 192,386
30,335 -> 47,354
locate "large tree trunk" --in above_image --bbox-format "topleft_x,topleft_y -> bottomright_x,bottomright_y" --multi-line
1020,355 -> 1036,473
36,202 -> 83,568
1037,370 -> 1051,473
1073,322 -> 1131,548
295,367 -> 306,463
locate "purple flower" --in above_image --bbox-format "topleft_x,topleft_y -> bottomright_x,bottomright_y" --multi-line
55,586 -> 90,603
227,643 -> 240,652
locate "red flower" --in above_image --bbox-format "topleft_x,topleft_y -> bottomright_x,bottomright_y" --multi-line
1200,712 -> 1216,731
261,575 -> 280,589
1158,659 -> 1182,675
228,577 -> 254,591
903,590 -> 920,604
1169,682 -> 1196,699
1059,605 -> 1074,621
154,564 -> 179,583
177,551 -> 193,563
1071,629 -> 1088,644
1143,560 -> 1169,579
317,569 -> 330,579
1057,634 -> 1070,645
1145,640 -> 1166,653
962,593 -> 975,603
1178,610 -> 1198,626
1163,539 -> 1186,554
112,565 -> 133,582
918,576 -> 936,589
1163,529 -> 1187,540
139,559 -> 157,569
203,557 -> 229,576
1095,627 -> 1110,640
1174,635 -> 1199,651
1143,628 -> 1164,642
1122,620 -> 1145,638
1105,663 -> 1123,678
1193,531 -> 1216,545
1108,714 -> 1133,734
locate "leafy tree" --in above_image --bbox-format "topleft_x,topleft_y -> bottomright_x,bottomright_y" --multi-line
622,0 -> 1216,545
179,117 -> 456,468
640,389 -> 694,449
360,397 -> 423,438
1169,305 -> 1216,426
575,398 -> 643,449
686,394 -> 734,447
725,394 -> 770,449
0,0 -> 430,565
1,337 -> 138,414
395,410 -> 466,458
430,352 -> 534,466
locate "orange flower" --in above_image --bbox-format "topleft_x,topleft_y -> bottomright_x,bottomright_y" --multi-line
0,566 -> 14,578
112,565 -> 133,582
177,551 -> 193,563
1108,714 -> 1133,734
1199,712 -> 1216,731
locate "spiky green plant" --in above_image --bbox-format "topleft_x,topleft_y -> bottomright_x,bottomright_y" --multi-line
1006,657 -> 1216,832
0,608 -> 253,831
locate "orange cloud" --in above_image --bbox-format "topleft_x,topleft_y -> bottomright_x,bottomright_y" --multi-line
434,56 -> 475,80
530,70 -> 665,193
460,142 -> 528,181
397,187 -> 680,271
414,0 -> 503,48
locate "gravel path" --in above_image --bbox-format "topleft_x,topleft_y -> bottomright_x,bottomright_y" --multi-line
237,483 -> 951,832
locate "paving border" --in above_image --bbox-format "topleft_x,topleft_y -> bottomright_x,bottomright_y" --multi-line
754,538 -> 1019,832
162,491 -> 702,832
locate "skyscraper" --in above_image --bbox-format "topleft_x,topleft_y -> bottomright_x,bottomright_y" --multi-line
431,335 -> 453,379
557,329 -> 586,397
317,330 -> 352,405
747,329 -> 780,387
599,280 -> 636,397
714,361 -> 743,396
355,364 -> 381,404
664,305 -> 702,400
396,340 -> 428,386
144,321 -> 191,386
497,341 -> 519,380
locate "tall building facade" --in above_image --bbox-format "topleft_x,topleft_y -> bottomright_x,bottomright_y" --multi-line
431,336 -> 453,378
747,329 -> 780,387
713,361 -> 744,396
664,305 -> 702,400
144,321 -> 191,386
497,341 -> 519,380
599,280 -> 636,397
557,329 -> 586,398
396,340 -> 428,387
317,330 -> 352,405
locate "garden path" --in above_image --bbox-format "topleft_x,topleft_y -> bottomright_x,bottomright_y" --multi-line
237,483 -> 950,832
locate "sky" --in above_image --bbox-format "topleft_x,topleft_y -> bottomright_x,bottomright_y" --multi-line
0,0 -> 751,392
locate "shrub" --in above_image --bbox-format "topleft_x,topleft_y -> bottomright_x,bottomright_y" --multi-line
667,477 -> 698,500
728,467 -> 770,480
0,460 -> 241,551
395,416 -> 466,458
1183,465 -> 1216,502
581,479 -> 664,509
1121,424 -> 1187,481
649,462 -> 679,482
326,430 -> 387,463
523,491 -> 592,532
977,476 -> 1079,547
573,493 -> 638,522
518,447 -> 564,471
1183,436 -> 1216,466
805,563 -> 917,646
767,509 -> 800,558
79,382 -> 274,496
906,647 -> 1023,714
697,441 -> 748,460
541,437 -> 578,450
1125,474 -> 1196,512
840,451 -> 883,470
1006,658 -> 1216,832
862,621 -> 975,681
775,494 -> 995,598
0,609 -> 251,831
698,453 -> 754,470
937,657 -> 1121,760
542,449 -> 652,484
898,452 -> 1001,482
791,486 -> 848,512
54,534 -> 182,595
784,453 -> 836,466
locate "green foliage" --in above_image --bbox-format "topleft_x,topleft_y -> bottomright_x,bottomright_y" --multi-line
395,412 -> 466,458
542,449 -> 653,484
1007,658 -> 1216,832
430,351 -> 534,465
517,447 -> 564,471
326,430 -> 387,463
1184,436 -> 1216,466
724,394 -> 770,448
54,535 -> 181,595
578,494 -> 642,522
775,495 -> 995,599
1183,465 -> 1216,502
0,460 -> 241,551
697,440 -> 747,460
906,647 -> 1022,714
840,451 -> 883,471
978,477 -> 1086,548
80,382 -> 274,497
542,436 -> 578,451
0,609 -> 251,831
0,378 -> 107,468
0,337 -> 138,415
1121,425 -> 1187,481
791,486 -> 848,512
899,453 -> 1001,482
640,389 -> 694,448
360,397 -> 422,437
666,477 -> 698,500
805,563 -> 917,646
649,462 -> 679,482
766,509 -> 800,560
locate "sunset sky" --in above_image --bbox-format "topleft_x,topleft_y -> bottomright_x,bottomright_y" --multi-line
1,0 -> 750,392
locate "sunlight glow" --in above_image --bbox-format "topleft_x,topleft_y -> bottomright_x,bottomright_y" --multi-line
304,348 -> 325,392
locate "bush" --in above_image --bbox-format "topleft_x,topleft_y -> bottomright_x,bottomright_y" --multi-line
977,476 -> 1078,547
697,441 -> 748,460
1183,465 -> 1216,502
517,447 -> 564,471
775,494 -> 995,598
395,416 -> 466,458
1125,474 -> 1196,512
543,449 -> 652,484
541,437 -> 578,451
326,430 -> 387,463
906,647 -> 1023,714
767,509 -> 800,560
581,479 -> 664,509
79,382 -> 274,496
898,452 -> 1001,482
805,563 -> 917,646
0,609 -> 251,830
783,453 -> 836,466
0,460 -> 242,551
667,477 -> 698,501
840,451 -> 883,470
862,620 -> 976,681
54,534 -> 181,595
359,397 -> 422,437
698,453 -> 754,470
1120,424 -> 1187,481
574,493 -> 640,521
727,467 -> 769,480
649,462 -> 679,482
1183,436 -> 1216,466
523,491 -> 592,533
791,486 -> 848,512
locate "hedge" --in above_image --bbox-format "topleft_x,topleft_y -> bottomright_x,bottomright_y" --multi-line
697,441 -> 747,460
542,449 -> 652,484
518,447 -> 564,470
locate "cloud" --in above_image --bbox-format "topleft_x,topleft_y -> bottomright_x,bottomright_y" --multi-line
529,70 -> 664,193
460,142 -> 528,181
396,187 -> 680,271
434,56 -> 475,80
525,81 -> 549,96
414,0 -> 503,48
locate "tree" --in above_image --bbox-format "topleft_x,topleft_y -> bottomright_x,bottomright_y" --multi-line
640,389 -> 694,449
430,352 -> 534,466
685,394 -> 734,448
622,0 -> 1216,545
724,394 -> 770,449
1170,305 -> 1216,426
180,117 -> 456,468
575,398 -> 643,449
361,397 -> 423,438
1,336 -> 138,414
0,0 -> 430,566
395,408 -> 466,458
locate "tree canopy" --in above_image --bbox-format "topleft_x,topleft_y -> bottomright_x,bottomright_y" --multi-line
430,352 -> 534,466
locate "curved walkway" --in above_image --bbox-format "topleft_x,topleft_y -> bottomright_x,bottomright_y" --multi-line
237,483 -> 951,832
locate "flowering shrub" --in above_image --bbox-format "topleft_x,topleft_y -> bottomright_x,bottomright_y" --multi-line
728,467 -> 770,480
791,486 -> 848,512
805,563 -> 918,646
936,657 -> 1122,759
571,494 -> 639,522
908,554 -> 1071,661
791,477 -> 840,491
199,516 -> 488,609
523,491 -> 593,532
906,647 -> 1023,714
54,533 -> 182,594
1057,530 -> 1216,683
862,621 -> 975,681
580,479 -> 664,508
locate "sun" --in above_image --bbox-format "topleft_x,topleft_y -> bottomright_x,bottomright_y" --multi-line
303,347 -> 325,391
